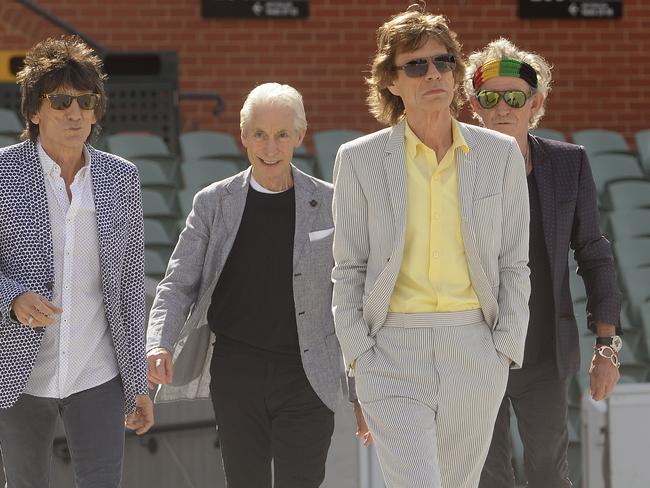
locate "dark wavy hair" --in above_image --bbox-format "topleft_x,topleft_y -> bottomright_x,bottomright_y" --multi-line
366,4 -> 466,126
16,35 -> 108,142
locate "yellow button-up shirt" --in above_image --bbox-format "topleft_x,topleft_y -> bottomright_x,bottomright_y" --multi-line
389,120 -> 481,312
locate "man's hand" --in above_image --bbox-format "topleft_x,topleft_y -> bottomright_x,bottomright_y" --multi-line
146,347 -> 173,389
589,352 -> 620,401
11,292 -> 63,328
354,400 -> 372,446
125,394 -> 154,435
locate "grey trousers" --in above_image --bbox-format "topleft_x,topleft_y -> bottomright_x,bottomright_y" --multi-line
479,358 -> 573,488
355,311 -> 510,488
0,376 -> 125,488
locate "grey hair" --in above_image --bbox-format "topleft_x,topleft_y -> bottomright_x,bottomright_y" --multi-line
240,82 -> 307,135
465,38 -> 552,128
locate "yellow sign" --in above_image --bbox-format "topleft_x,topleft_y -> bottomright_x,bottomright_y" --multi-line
0,51 -> 26,82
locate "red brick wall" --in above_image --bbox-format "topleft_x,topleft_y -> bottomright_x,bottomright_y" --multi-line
1,0 -> 648,149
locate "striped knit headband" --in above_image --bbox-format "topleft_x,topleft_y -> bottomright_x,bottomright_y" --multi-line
472,58 -> 538,90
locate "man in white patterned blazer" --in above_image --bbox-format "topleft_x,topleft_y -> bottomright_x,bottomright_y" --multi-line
332,6 -> 530,488
0,37 -> 153,488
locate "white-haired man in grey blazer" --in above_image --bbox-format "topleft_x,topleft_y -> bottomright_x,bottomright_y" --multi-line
146,83 -> 346,488
332,6 -> 530,488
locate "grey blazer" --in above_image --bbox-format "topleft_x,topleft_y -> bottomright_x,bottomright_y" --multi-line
332,120 -> 531,370
146,166 -> 346,412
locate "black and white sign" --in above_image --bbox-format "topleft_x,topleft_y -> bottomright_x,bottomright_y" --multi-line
202,0 -> 309,18
519,0 -> 622,19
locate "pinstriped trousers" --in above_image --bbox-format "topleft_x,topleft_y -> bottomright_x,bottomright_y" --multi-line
355,310 -> 511,488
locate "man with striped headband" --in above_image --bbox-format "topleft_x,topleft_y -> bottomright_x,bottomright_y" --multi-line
466,39 -> 622,488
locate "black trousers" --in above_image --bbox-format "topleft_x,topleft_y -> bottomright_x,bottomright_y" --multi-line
209,340 -> 335,488
479,359 -> 573,488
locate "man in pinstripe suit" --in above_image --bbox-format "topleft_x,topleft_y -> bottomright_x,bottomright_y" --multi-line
331,6 -> 530,488
466,39 -> 622,488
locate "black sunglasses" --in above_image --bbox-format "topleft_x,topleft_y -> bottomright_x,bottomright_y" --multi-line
393,54 -> 456,78
476,90 -> 530,109
41,93 -> 101,111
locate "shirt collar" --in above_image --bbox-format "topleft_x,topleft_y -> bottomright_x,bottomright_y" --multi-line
404,119 -> 469,160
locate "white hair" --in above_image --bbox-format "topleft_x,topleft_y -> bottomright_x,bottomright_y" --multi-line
465,38 -> 552,128
240,82 -> 307,135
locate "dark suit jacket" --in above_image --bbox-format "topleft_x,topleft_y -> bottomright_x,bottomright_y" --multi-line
528,134 -> 621,378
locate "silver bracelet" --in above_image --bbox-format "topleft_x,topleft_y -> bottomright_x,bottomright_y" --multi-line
594,345 -> 620,368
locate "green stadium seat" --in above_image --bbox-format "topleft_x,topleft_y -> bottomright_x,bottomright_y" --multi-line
606,209 -> 650,240
0,108 -> 23,136
530,128 -> 566,142
0,134 -> 17,148
618,267 -> 650,323
108,133 -> 176,163
606,179 -> 650,209
145,248 -> 170,278
144,218 -> 178,247
178,188 -> 197,218
133,158 -> 178,187
588,154 -> 643,197
313,129 -> 363,182
181,159 -> 240,188
634,129 -> 650,174
179,131 -> 246,165
573,129 -> 632,157
141,188 -> 178,218
613,237 -> 650,269
292,157 -> 318,177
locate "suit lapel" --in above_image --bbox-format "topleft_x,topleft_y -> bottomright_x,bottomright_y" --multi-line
221,169 -> 250,235
383,121 -> 408,257
89,147 -> 115,289
23,141 -> 54,286
456,123 -> 499,323
292,167 -> 318,268
530,135 -> 556,268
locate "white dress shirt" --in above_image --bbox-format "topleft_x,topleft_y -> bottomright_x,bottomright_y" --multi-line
24,142 -> 119,398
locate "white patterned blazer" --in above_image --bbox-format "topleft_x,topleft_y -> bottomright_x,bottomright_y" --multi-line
332,120 -> 531,370
0,140 -> 147,413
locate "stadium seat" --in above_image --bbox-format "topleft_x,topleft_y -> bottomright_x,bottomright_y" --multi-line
618,267 -> 650,322
178,188 -> 197,218
179,131 -> 246,165
181,159 -> 240,188
141,188 -> 178,218
144,248 -> 170,278
144,218 -> 178,247
613,238 -> 650,269
530,128 -> 566,142
573,129 -> 632,157
313,129 -> 363,182
606,209 -> 650,240
588,154 -> 643,196
606,179 -> 650,209
0,108 -> 22,137
292,157 -> 318,177
634,129 -> 650,174
133,158 -> 178,187
0,134 -> 17,148
108,133 -> 176,162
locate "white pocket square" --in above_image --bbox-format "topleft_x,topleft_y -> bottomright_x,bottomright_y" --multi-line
309,227 -> 334,242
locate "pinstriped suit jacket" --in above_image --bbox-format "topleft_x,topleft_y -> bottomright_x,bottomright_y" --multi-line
332,120 -> 531,371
